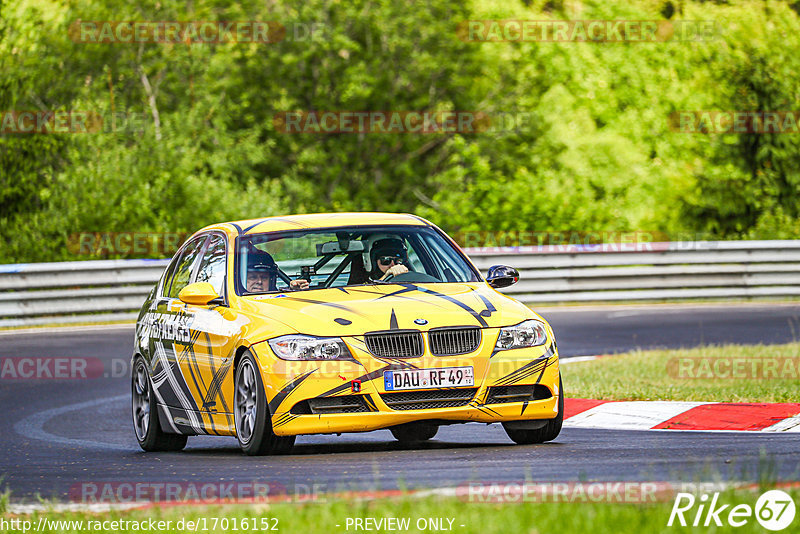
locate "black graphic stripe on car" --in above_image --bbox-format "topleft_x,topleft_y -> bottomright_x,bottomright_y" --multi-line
268,369 -> 317,414
492,345 -> 555,386
281,296 -> 371,318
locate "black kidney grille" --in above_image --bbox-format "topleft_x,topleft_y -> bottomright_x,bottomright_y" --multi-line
381,388 -> 478,410
365,330 -> 424,358
429,327 -> 481,356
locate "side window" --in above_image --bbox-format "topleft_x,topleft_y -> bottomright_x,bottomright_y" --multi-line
166,236 -> 206,299
195,234 -> 227,296
159,254 -> 181,298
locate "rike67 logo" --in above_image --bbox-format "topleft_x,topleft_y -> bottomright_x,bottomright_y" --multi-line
668,490 -> 796,531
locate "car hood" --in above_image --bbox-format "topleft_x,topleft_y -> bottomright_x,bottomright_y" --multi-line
240,282 -> 536,336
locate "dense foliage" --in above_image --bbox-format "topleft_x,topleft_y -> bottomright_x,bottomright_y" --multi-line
1,0 -> 799,262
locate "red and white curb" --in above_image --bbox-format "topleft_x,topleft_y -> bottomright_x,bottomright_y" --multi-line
564,398 -> 800,432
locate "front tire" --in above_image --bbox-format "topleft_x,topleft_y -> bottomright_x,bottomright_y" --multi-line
234,352 -> 295,456
131,357 -> 187,452
503,374 -> 564,445
390,422 -> 438,443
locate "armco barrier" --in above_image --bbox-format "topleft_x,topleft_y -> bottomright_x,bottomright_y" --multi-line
467,240 -> 800,303
1,241 -> 798,327
0,259 -> 168,327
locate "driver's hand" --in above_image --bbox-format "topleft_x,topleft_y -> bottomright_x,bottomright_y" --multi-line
290,279 -> 310,290
383,265 -> 408,278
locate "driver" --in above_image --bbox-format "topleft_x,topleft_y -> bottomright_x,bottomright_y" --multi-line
369,238 -> 410,282
246,250 -> 309,292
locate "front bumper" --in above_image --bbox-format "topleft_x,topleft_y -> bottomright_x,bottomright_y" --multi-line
252,330 -> 560,436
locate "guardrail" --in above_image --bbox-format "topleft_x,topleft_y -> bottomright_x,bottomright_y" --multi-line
1,240 -> 799,327
467,240 -> 800,304
0,259 -> 168,327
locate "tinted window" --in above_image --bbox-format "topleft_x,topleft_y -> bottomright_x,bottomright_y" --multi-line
167,236 -> 206,299
195,234 -> 227,296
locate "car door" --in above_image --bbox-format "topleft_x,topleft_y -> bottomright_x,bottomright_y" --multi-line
145,234 -> 208,435
182,232 -> 243,435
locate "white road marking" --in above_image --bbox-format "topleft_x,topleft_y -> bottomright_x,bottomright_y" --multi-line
607,310 -> 643,318
14,394 -> 133,451
7,502 -> 145,514
0,324 -> 134,336
560,356 -> 598,364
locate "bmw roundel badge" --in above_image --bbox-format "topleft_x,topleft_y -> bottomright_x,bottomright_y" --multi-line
414,318 -> 428,325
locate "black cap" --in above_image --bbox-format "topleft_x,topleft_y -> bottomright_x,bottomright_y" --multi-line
371,238 -> 407,262
247,250 -> 277,272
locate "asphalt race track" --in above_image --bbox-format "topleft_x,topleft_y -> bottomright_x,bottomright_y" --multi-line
1,303 -> 799,502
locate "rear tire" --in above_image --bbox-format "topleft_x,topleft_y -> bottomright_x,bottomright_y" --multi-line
234,351 -> 296,456
390,422 -> 438,443
131,357 -> 188,452
503,374 -> 563,445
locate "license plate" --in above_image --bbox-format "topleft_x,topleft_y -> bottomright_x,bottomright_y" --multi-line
384,366 -> 474,391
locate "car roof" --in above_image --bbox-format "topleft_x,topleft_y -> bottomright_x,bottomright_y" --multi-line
201,212 -> 431,236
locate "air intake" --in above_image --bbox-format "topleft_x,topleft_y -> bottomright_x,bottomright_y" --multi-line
486,385 -> 552,404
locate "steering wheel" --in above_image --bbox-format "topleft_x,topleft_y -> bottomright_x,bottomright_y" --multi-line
390,271 -> 443,284
382,271 -> 420,283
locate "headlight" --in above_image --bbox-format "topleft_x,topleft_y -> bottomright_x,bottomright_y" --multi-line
268,334 -> 353,361
495,319 -> 548,351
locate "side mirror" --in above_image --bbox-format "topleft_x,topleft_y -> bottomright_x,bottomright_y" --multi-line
179,282 -> 223,306
486,265 -> 519,289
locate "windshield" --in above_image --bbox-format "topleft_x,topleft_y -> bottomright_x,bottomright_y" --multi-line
236,225 -> 480,295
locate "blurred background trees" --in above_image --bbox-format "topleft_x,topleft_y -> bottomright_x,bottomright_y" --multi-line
1,0 -> 799,262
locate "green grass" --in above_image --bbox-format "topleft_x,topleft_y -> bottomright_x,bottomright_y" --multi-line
565,343 -> 800,402
2,489 -> 799,534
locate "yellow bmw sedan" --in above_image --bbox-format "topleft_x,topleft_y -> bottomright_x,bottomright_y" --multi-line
131,212 -> 562,455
